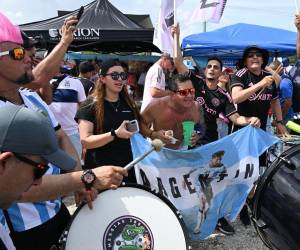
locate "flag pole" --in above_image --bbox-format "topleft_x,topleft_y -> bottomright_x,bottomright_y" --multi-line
203,21 -> 207,32
173,0 -> 178,57
295,0 -> 299,13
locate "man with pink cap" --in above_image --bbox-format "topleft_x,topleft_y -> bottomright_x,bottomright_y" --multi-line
0,12 -> 127,249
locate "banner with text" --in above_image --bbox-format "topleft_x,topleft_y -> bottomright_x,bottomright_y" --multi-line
131,126 -> 278,240
185,0 -> 227,25
153,0 -> 184,55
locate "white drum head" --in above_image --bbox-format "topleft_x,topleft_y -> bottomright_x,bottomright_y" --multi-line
62,186 -> 190,250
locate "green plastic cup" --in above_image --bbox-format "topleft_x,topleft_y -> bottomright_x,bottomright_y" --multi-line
286,121 -> 300,134
182,121 -> 195,146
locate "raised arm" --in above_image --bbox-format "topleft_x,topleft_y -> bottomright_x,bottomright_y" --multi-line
26,16 -> 77,89
172,23 -> 189,74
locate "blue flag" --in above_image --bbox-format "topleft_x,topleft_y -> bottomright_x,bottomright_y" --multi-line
130,126 -> 279,240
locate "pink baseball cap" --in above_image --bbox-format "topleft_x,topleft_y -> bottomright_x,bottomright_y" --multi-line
0,12 -> 23,45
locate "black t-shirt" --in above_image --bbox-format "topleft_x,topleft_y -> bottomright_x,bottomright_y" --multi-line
78,77 -> 95,96
230,68 -> 278,130
190,73 -> 237,143
75,96 -> 136,182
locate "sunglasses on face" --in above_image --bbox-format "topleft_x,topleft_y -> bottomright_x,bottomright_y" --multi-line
206,64 -> 220,70
14,153 -> 49,180
246,52 -> 263,58
0,47 -> 25,60
176,88 -> 195,96
105,71 -> 128,81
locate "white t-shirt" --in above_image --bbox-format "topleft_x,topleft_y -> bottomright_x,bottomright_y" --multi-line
140,63 -> 166,112
50,75 -> 86,136
0,224 -> 15,250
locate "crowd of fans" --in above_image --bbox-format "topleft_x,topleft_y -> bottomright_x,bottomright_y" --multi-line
1,9 -> 300,250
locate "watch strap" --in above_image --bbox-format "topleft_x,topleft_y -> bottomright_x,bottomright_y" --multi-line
276,120 -> 284,125
111,129 -> 117,138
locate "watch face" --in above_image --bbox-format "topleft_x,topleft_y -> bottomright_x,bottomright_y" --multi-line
84,172 -> 95,184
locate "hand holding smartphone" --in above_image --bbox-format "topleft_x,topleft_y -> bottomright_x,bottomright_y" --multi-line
126,120 -> 139,133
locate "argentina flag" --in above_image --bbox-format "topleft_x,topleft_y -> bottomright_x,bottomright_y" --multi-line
130,125 -> 279,240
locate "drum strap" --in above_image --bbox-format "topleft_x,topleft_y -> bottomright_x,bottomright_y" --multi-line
3,210 -> 15,235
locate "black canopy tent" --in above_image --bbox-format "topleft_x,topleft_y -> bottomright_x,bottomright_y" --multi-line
20,0 -> 160,53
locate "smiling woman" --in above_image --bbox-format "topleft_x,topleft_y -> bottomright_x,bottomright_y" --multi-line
76,59 -> 141,183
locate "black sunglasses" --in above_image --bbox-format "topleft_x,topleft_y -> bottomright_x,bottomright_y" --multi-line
14,153 -> 49,179
246,52 -> 263,58
105,71 -> 128,80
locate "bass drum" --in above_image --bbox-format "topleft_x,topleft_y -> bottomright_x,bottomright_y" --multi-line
60,184 -> 192,250
252,144 -> 300,250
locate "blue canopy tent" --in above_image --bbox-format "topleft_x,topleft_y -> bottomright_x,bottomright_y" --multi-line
182,23 -> 297,66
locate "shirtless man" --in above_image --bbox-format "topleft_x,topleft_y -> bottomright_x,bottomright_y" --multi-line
141,73 -> 205,149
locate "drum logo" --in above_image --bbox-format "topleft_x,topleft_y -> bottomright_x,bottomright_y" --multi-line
103,215 -> 154,250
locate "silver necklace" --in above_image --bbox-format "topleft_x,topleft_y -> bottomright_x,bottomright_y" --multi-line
107,99 -> 120,112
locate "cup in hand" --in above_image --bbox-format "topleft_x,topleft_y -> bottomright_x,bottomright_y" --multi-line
182,121 -> 195,146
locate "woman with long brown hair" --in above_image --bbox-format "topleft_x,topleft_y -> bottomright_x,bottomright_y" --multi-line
76,59 -> 140,183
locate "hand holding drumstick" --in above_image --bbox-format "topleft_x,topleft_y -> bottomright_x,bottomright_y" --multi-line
253,63 -> 283,100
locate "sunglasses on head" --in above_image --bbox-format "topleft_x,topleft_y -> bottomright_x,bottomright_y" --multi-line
0,47 -> 25,60
14,153 -> 49,180
206,64 -> 220,70
246,51 -> 263,58
176,88 -> 195,96
105,71 -> 128,81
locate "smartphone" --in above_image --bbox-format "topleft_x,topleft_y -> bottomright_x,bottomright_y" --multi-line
126,120 -> 139,133
76,6 -> 84,23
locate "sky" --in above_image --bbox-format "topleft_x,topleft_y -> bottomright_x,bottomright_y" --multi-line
0,0 -> 298,41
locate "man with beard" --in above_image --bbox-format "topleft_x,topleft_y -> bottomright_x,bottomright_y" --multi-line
0,12 -> 127,249
172,23 -> 260,234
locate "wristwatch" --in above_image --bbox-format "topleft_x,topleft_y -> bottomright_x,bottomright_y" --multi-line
276,120 -> 284,125
110,128 -> 117,138
81,169 -> 96,190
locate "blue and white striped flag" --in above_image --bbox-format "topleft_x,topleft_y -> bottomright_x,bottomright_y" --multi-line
131,126 -> 279,239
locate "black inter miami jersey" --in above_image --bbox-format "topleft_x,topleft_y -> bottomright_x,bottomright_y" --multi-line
230,68 -> 278,131
190,73 -> 237,143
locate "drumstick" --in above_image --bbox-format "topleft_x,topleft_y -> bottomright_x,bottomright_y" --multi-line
124,139 -> 165,171
253,65 -> 282,101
